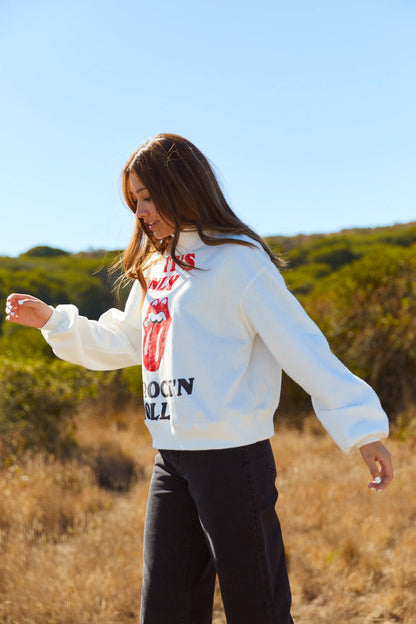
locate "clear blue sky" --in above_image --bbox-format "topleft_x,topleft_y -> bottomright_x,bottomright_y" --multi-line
1,0 -> 415,257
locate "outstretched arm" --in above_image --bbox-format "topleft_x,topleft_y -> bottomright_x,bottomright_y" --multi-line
6,294 -> 52,328
241,266 -> 389,452
359,440 -> 393,491
5,283 -> 143,371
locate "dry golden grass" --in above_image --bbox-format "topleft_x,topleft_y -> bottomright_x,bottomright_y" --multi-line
0,408 -> 414,624
275,418 -> 416,623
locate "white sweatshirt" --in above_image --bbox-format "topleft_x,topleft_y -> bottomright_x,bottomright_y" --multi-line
41,230 -> 389,452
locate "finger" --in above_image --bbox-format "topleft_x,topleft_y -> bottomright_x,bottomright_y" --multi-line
5,302 -> 17,321
5,297 -> 33,323
5,298 -> 19,320
359,441 -> 393,491
7,293 -> 28,303
377,456 -> 394,490
361,452 -> 381,482
369,475 -> 392,492
368,456 -> 393,491
367,458 -> 380,480
7,294 -> 35,305
369,475 -> 383,491
5,297 -> 25,314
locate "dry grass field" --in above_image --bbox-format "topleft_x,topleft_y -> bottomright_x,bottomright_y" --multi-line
0,406 -> 415,624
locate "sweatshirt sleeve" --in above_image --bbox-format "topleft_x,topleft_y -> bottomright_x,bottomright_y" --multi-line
241,266 -> 389,453
40,280 -> 142,371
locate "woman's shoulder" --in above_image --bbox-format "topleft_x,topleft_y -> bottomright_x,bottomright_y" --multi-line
217,232 -> 270,257
209,232 -> 277,277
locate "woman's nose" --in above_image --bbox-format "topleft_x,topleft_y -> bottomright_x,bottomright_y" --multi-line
135,201 -> 146,219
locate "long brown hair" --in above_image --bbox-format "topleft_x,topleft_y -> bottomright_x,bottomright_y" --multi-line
120,133 -> 285,294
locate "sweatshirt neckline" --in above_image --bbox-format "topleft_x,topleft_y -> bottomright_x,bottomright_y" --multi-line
175,229 -> 205,253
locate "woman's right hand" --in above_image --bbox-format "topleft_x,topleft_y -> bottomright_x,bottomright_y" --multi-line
5,294 -> 53,329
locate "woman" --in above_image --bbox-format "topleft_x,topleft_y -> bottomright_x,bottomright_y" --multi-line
6,133 -> 393,624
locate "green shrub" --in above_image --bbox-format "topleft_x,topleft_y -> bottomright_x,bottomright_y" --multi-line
304,245 -> 416,416
22,246 -> 70,257
0,325 -> 55,359
0,356 -> 142,462
284,262 -> 332,296
0,357 -> 79,460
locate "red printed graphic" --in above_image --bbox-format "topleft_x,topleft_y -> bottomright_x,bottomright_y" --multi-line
148,274 -> 180,292
163,253 -> 195,274
143,298 -> 172,372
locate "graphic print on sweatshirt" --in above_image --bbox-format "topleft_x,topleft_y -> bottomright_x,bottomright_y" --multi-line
143,297 -> 172,371
147,253 -> 195,293
143,252 -> 195,371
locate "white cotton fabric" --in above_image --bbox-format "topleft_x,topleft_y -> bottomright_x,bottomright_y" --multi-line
41,230 -> 389,452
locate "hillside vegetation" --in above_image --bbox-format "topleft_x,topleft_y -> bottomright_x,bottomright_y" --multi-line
1,222 -> 416,460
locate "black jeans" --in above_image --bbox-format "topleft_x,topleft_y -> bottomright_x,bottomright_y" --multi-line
140,440 -> 293,624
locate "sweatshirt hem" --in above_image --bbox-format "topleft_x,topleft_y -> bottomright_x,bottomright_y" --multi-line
146,419 -> 275,451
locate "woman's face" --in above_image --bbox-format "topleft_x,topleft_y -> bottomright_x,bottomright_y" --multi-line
129,172 -> 175,239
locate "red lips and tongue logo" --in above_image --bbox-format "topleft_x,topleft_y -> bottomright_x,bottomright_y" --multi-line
143,298 -> 172,371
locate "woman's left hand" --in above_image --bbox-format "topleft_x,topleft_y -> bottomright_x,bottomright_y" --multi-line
359,440 -> 393,491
